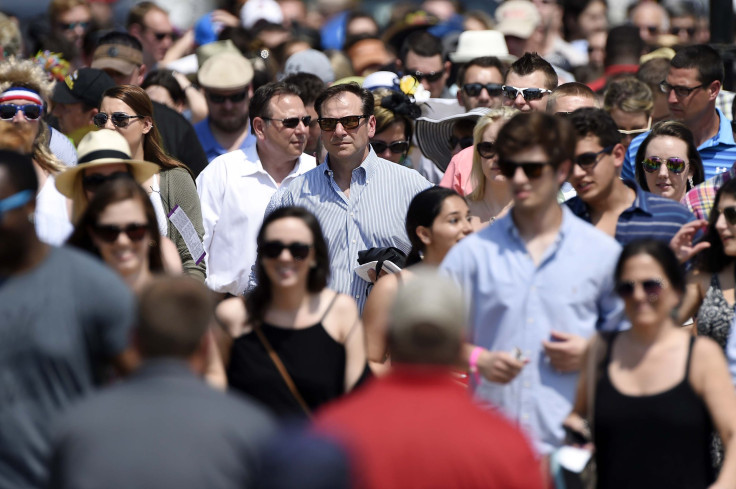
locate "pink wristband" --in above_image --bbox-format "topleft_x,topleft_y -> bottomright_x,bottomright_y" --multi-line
468,346 -> 483,383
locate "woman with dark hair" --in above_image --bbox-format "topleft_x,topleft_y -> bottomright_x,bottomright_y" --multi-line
635,120 -> 705,202
97,84 -> 205,281
363,187 -> 472,374
370,88 -> 419,167
214,206 -> 367,419
565,239 -> 736,489
141,69 -> 208,124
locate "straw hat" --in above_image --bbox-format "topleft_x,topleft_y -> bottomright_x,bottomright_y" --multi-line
449,30 -> 516,63
55,129 -> 159,198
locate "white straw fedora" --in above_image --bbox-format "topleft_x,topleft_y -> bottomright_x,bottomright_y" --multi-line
449,30 -> 516,63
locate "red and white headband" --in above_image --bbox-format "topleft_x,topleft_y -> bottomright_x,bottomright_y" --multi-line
0,88 -> 43,105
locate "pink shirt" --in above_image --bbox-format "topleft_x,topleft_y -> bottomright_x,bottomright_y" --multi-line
439,146 -> 475,196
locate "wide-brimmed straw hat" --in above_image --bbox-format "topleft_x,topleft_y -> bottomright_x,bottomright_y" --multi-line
449,30 -> 516,63
55,129 -> 159,198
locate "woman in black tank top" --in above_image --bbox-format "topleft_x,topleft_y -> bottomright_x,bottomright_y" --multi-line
564,240 -> 736,489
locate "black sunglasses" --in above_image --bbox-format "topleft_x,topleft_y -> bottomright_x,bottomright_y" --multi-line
317,115 -> 367,131
93,112 -> 145,128
671,26 -> 696,37
449,136 -> 474,150
371,140 -> 410,154
260,240 -> 313,260
406,70 -> 444,82
59,21 -> 90,31
82,171 -> 133,193
642,156 -> 687,174
0,104 -> 43,121
659,81 -> 703,98
719,206 -> 736,225
92,223 -> 148,243
206,90 -> 248,104
502,86 -> 552,101
575,145 -> 614,169
615,279 -> 664,301
261,116 -> 311,128
463,83 -> 504,97
497,160 -> 550,179
152,31 -> 174,41
476,141 -> 496,159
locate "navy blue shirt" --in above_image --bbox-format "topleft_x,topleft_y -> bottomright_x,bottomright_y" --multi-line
566,180 -> 696,245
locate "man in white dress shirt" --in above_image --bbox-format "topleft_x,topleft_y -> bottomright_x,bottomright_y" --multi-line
196,81 -> 316,295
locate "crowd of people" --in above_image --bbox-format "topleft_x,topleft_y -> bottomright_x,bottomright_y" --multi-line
3,0 -> 736,488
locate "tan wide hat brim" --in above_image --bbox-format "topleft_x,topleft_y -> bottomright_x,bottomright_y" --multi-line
55,158 -> 160,198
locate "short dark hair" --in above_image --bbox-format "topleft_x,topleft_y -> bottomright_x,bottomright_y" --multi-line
405,187 -> 461,266
314,82 -> 373,118
637,57 -> 670,89
547,82 -> 597,113
506,52 -> 557,90
569,107 -> 622,148
282,72 -> 325,107
137,276 -> 214,359
126,1 -> 166,30
456,56 -> 505,87
670,44 -> 724,86
0,150 -> 37,193
699,178 -> 736,273
605,26 -> 643,67
400,31 -> 444,64
249,81 -> 301,133
141,69 -> 186,105
496,111 -> 576,169
96,31 -> 143,53
615,239 -> 686,294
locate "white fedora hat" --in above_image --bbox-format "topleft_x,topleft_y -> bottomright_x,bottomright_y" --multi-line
449,30 -> 516,63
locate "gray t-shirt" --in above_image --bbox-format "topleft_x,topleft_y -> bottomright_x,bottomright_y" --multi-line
0,246 -> 134,488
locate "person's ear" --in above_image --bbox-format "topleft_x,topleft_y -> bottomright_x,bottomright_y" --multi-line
142,116 -> 153,134
253,117 -> 266,139
708,80 -> 721,100
611,142 -> 626,168
367,114 -> 376,138
557,159 -> 572,184
416,225 -> 432,245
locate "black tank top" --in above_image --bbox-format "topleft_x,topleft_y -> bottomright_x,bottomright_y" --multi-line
594,333 -> 714,489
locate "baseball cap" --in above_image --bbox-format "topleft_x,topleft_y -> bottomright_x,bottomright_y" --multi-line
495,0 -> 541,40
51,68 -> 116,108
91,43 -> 143,76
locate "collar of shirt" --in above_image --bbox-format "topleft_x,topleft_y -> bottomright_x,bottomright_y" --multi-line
241,143 -> 312,179
497,203 -> 574,261
701,108 -> 736,150
567,179 -> 650,221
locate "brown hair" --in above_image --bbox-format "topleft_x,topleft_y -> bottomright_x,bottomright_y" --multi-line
496,111 -> 576,169
126,1 -> 167,29
48,0 -> 90,21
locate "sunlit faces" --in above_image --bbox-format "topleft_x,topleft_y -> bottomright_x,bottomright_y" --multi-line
55,5 -> 91,49
320,92 -> 375,165
0,97 -> 41,154
578,1 -> 607,38
617,253 -> 680,329
99,97 -> 151,156
417,195 -> 472,259
609,108 -> 650,150
664,67 -> 714,124
90,198 -> 150,277
505,145 -> 564,211
371,120 -> 408,164
569,135 -> 620,204
257,94 -> 308,159
260,217 -> 315,287
716,195 -> 736,256
140,9 -> 174,63
459,65 -> 504,110
479,120 -> 506,183
205,87 -> 251,134
642,135 -> 691,201
404,50 -> 448,98
503,71 -> 551,112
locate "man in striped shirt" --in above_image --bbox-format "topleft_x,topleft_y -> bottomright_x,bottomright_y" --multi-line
567,108 -> 695,244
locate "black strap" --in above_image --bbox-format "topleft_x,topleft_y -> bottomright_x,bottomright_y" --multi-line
684,335 -> 695,375
319,292 -> 340,323
78,149 -> 131,164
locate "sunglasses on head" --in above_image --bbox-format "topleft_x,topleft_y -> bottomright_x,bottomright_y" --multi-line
82,171 -> 133,193
463,83 -> 504,97
502,86 -> 552,101
0,104 -> 43,121
575,145 -> 614,169
261,116 -> 311,129
476,141 -> 496,159
449,135 -> 474,150
719,206 -> 736,225
93,112 -> 145,128
0,189 -> 33,220
497,160 -> 550,179
659,81 -> 703,98
206,90 -> 248,104
371,140 -> 410,154
317,115 -> 367,131
406,70 -> 444,82
59,21 -> 90,31
92,223 -> 148,243
642,156 -> 687,174
260,240 -> 313,260
615,278 -> 664,301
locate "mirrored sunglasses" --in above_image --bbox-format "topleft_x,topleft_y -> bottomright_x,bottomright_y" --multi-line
642,156 -> 687,174
262,116 -> 311,128
502,86 -> 552,101
92,223 -> 148,243
371,140 -> 410,154
317,115 -> 367,131
615,279 -> 663,301
93,112 -> 145,128
497,160 -> 550,179
259,240 -> 313,260
476,141 -> 496,159
0,104 -> 43,121
463,83 -> 504,97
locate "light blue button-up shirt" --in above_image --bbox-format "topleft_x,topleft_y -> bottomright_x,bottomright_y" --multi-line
441,205 -> 625,454
264,149 -> 431,311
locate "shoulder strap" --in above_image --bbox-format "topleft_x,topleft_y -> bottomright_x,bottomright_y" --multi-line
684,335 -> 696,375
319,291 -> 340,323
253,326 -> 312,418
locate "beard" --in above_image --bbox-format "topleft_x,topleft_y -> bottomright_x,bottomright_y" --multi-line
0,121 -> 36,154
210,112 -> 249,133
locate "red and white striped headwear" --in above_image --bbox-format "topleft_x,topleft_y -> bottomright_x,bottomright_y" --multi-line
0,87 -> 43,105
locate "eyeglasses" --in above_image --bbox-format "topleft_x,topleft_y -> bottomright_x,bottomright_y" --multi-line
92,223 -> 148,243
371,140 -> 410,154
59,21 -> 90,31
476,141 -> 496,159
462,83 -> 504,97
670,26 -> 696,37
575,145 -> 614,169
718,206 -> 736,225
206,91 -> 248,104
0,104 -> 43,121
642,156 -> 687,174
659,81 -> 703,98
317,115 -> 368,131
0,189 -> 33,219
82,172 -> 133,193
642,25 -> 659,35
153,31 -> 174,41
93,112 -> 145,128
502,86 -> 552,101
449,135 -> 474,150
406,70 -> 444,82
261,116 -> 312,128
497,160 -> 550,179
259,240 -> 313,260
615,278 -> 664,301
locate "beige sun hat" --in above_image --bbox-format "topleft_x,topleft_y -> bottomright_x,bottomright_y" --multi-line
198,52 -> 254,90
55,129 -> 160,198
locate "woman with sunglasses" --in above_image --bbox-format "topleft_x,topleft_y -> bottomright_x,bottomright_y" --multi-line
214,206 -> 368,419
97,85 -> 206,281
603,77 -> 653,150
634,121 -> 705,202
370,88 -> 419,167
466,107 -> 517,229
564,239 -> 736,489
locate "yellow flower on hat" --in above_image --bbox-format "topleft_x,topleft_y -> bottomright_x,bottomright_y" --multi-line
399,75 -> 420,95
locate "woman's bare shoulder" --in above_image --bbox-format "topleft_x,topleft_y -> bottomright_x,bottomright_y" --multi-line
215,297 -> 250,336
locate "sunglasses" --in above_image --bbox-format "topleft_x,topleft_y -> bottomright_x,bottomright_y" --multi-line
671,26 -> 696,37
371,140 -> 410,154
497,160 -> 550,179
59,21 -> 90,31
93,112 -> 145,128
476,141 -> 496,159
0,189 -> 33,220
502,86 -> 552,101
463,83 -> 504,97
92,223 -> 148,243
719,206 -> 736,225
261,116 -> 311,128
152,31 -> 174,41
448,136 -> 474,150
206,90 -> 248,104
260,240 -> 313,260
0,104 -> 43,121
406,70 -> 444,82
317,115 -> 367,131
659,81 -> 703,98
642,156 -> 687,174
575,145 -> 614,169
615,279 -> 664,301
82,171 -> 133,193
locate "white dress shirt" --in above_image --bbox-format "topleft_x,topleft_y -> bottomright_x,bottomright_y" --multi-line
196,143 -> 316,294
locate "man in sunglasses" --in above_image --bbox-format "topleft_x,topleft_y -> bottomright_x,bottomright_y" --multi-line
566,108 -> 695,245
197,82 -> 316,296
546,82 -> 598,115
455,56 -> 506,111
398,31 -> 452,99
441,112 -> 625,455
503,53 -> 558,112
126,2 -> 175,69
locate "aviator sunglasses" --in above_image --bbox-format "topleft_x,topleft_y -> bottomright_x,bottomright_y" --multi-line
0,104 -> 43,121
93,112 -> 145,128
371,140 -> 410,154
260,240 -> 313,260
261,116 -> 311,128
497,160 -> 550,179
642,156 -> 687,174
502,86 -> 552,101
615,279 -> 664,301
317,115 -> 368,131
92,223 -> 148,243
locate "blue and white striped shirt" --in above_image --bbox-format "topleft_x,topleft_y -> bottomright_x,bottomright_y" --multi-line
264,150 -> 432,310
